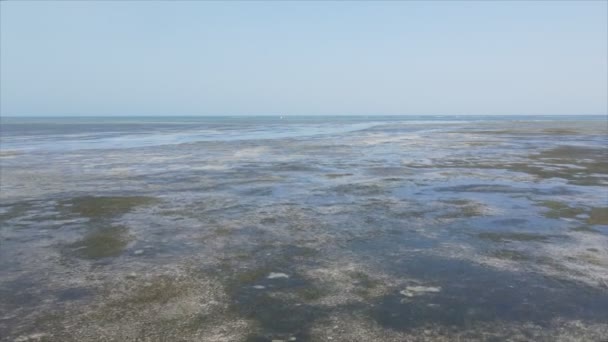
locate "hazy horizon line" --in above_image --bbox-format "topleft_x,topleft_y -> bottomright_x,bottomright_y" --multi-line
2,114 -> 607,118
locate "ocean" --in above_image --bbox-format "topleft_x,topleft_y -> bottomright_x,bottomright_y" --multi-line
0,115 -> 607,341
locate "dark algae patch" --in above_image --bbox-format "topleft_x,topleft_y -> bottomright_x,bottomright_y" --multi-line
440,199 -> 472,205
588,207 -> 608,225
523,145 -> 608,185
415,143 -> 608,186
56,196 -> 158,261
325,173 -> 353,179
532,145 -> 607,160
476,231 -> 553,243
105,275 -> 190,308
61,195 -> 159,219
68,226 -> 131,259
567,254 -> 605,267
489,249 -> 531,261
350,270 -> 382,298
570,225 -> 601,234
331,183 -> 386,196
539,200 -> 585,219
437,199 -> 486,219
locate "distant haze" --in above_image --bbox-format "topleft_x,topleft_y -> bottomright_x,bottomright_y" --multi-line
1,1 -> 606,116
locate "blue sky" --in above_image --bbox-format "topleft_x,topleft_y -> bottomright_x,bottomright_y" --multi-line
1,1 -> 606,116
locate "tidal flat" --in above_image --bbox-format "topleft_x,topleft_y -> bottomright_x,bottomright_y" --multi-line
0,116 -> 607,341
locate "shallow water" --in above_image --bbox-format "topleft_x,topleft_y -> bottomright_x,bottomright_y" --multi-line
0,115 -> 607,341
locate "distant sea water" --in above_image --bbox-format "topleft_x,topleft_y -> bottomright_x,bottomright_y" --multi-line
0,115 -> 607,341
0,115 -> 603,151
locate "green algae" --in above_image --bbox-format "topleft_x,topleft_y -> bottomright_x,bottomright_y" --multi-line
59,196 -> 154,260
213,226 -> 233,236
294,286 -> 327,301
332,183 -> 386,196
182,313 -> 217,333
61,196 -> 159,219
567,254 -> 605,267
588,208 -> 608,225
325,173 -> 353,179
521,146 -> 608,185
469,130 -> 530,135
489,249 -> 531,261
439,205 -> 485,219
570,226 -> 601,234
114,276 -> 190,306
0,150 -> 21,157
541,128 -> 580,135
464,141 -> 495,147
68,226 -> 130,259
411,144 -> 607,186
506,162 -> 606,186
33,311 -> 66,332
541,200 -> 570,211
349,271 -> 381,289
441,199 -> 472,205
438,199 -> 485,219
349,271 -> 382,298
477,232 -> 552,243
382,177 -> 404,182
467,127 -> 585,136
92,274 -> 205,318
533,146 -> 607,160
539,201 -> 586,219
84,273 -> 232,340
